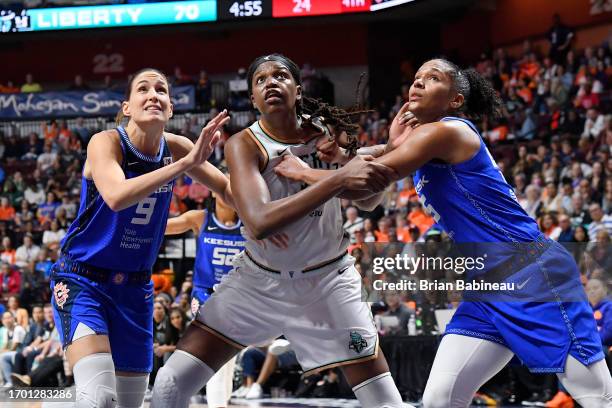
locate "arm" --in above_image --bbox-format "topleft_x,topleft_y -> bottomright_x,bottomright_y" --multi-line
88,112 -> 227,211
375,122 -> 472,179
273,156 -> 384,210
226,132 -> 393,239
165,210 -> 205,235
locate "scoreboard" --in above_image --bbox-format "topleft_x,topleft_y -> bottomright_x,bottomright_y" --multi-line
0,0 -> 416,33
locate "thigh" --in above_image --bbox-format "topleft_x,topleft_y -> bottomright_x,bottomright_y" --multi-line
423,334 -> 514,408
51,276 -> 109,348
557,354 -> 612,405
198,264 -> 283,348
107,281 -> 154,374
285,266 -> 378,374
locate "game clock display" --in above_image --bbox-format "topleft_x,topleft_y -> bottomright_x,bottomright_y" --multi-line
218,0 -> 272,19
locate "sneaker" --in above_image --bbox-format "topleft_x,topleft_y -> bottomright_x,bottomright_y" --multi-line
523,390 -> 554,407
245,383 -> 263,399
545,391 -> 574,408
10,373 -> 31,387
231,385 -> 250,398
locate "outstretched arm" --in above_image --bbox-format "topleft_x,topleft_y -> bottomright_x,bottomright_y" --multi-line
275,122 -> 474,198
225,131 -> 394,239
88,111 -> 228,212
165,210 -> 205,235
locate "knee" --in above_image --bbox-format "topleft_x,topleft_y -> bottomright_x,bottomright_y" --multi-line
422,376 -> 457,408
151,365 -> 180,408
75,384 -> 117,408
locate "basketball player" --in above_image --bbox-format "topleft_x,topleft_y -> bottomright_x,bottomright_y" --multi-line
50,68 -> 231,408
151,54 -> 409,408
275,58 -> 612,407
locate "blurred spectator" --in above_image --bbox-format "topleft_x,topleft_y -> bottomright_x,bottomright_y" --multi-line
582,107 -> 605,139
68,74 -> 90,91
15,234 -> 40,268
24,182 -> 45,206
557,214 -> 574,242
72,117 -> 91,147
379,291 -> 411,335
20,73 -> 42,93
37,192 -> 59,224
196,70 -> 212,109
6,296 -> 29,329
587,278 -> 612,347
1,237 -> 16,265
539,212 -> 561,240
229,67 -> 250,110
0,197 -> 15,222
0,263 -> 21,295
0,81 -> 20,94
36,144 -> 57,174
547,14 -> 574,64
0,311 -> 25,386
42,219 -> 66,249
343,206 -> 364,242
587,203 -> 612,241
1,305 -> 43,387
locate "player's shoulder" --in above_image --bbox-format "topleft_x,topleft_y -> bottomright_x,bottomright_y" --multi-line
225,128 -> 259,153
87,129 -> 122,156
89,129 -> 120,146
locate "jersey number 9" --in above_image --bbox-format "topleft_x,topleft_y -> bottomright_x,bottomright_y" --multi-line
131,197 -> 157,225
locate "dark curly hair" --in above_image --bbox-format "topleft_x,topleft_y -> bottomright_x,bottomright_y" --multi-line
247,54 -> 363,154
432,58 -> 503,120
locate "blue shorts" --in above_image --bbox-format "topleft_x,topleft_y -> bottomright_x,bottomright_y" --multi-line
50,263 -> 154,373
446,241 -> 604,373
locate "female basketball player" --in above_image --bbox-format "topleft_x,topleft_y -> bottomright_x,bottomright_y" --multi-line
151,55 -> 408,408
275,58 -> 612,407
50,68 -> 231,408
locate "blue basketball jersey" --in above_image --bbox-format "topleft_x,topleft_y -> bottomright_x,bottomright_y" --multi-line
413,117 -> 540,243
61,127 -> 173,272
194,210 -> 246,291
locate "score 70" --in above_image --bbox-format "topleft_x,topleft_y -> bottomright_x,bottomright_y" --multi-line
174,3 -> 201,21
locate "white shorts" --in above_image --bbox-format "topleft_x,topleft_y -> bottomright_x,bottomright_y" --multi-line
197,252 -> 379,374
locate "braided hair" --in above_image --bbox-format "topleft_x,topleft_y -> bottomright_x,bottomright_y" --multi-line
433,58 -> 503,120
247,54 -> 363,154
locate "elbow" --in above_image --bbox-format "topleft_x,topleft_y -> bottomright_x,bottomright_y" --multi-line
243,218 -> 274,241
251,224 -> 270,241
104,194 -> 126,212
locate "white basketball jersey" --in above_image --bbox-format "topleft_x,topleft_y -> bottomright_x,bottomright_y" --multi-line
244,120 -> 349,271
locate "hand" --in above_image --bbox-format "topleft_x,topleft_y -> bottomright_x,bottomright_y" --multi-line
315,136 -> 349,164
183,110 -> 231,168
338,155 -> 397,193
389,103 -> 419,151
274,155 -> 310,182
34,354 -> 44,362
155,346 -> 165,357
